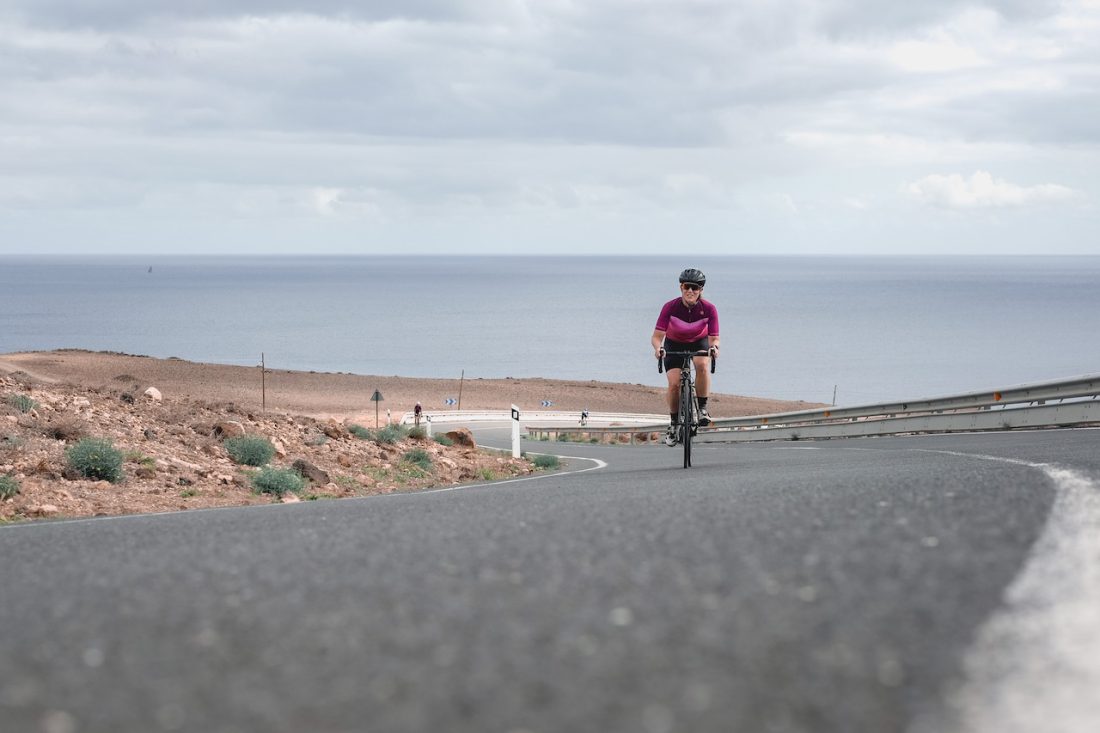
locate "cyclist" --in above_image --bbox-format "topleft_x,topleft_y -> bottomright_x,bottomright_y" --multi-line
651,268 -> 720,446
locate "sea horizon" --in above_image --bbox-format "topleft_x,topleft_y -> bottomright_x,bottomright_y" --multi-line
3,254 -> 1099,406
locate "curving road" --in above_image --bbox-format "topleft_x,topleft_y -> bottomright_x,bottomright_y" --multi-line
2,427 -> 1099,733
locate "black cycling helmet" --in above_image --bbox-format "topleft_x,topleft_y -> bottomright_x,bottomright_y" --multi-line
678,268 -> 706,286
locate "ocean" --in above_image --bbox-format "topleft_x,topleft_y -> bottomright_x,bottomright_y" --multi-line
2,255 -> 1098,407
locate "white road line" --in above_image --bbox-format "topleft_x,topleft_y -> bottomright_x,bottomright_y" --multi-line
414,455 -> 607,495
907,449 -> 1100,733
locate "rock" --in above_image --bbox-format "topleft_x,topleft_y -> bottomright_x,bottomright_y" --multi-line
322,423 -> 348,440
34,460 -> 58,479
31,504 -> 60,517
72,397 -> 91,408
212,421 -> 246,440
445,428 -> 477,448
292,459 -> 330,485
169,457 -> 204,472
216,474 -> 234,485
272,439 -> 287,459
143,428 -> 158,439
281,493 -> 301,504
438,457 -> 458,470
135,467 -> 157,479
336,454 -> 353,468
143,387 -> 163,402
120,393 -> 135,405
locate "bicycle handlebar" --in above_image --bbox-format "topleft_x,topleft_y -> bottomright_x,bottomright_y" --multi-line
657,349 -> 717,374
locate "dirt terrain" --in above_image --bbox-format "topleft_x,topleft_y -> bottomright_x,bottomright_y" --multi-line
0,350 -> 818,423
0,350 -> 820,523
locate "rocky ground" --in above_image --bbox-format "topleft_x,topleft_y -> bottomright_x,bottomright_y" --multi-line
0,371 -> 536,523
0,350 -> 821,524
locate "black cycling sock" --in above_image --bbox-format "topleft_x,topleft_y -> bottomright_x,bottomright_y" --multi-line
670,413 -> 678,425
697,397 -> 708,409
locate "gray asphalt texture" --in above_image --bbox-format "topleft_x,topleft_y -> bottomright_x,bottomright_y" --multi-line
2,427 -> 1098,733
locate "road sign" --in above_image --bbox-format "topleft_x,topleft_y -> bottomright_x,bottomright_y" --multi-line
540,400 -> 553,407
370,389 -> 384,428
444,397 -> 457,406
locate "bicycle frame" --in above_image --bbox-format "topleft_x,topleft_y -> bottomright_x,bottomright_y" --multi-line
658,349 -> 716,468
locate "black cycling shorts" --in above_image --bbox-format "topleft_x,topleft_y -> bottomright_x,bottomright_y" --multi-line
662,337 -> 709,372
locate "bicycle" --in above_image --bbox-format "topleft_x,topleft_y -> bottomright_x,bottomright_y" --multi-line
658,348 -> 717,468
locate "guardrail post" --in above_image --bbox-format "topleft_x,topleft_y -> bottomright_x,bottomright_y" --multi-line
511,405 -> 521,459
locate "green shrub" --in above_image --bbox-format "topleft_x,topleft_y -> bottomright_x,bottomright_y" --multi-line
374,425 -> 404,445
224,435 -> 275,466
251,466 -> 305,497
433,434 -> 453,447
533,454 -> 560,470
348,424 -> 372,439
478,467 -> 496,481
0,475 -> 20,501
402,448 -> 432,471
5,394 -> 37,413
407,427 -> 426,440
65,437 -> 125,483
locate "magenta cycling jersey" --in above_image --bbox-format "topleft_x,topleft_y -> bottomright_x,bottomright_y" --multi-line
655,297 -> 719,343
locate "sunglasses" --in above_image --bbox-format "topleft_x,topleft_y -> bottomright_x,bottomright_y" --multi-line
681,283 -> 702,291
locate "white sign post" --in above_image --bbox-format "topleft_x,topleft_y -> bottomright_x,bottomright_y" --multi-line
425,414 -> 432,438
511,405 -> 521,458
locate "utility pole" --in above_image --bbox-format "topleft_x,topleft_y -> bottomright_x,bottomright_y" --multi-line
458,369 -> 464,411
261,353 -> 266,413
832,384 -> 837,406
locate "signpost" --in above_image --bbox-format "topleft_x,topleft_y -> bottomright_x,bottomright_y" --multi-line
444,398 -> 458,406
511,405 -> 521,458
540,400 -> 553,407
371,389 -> 384,428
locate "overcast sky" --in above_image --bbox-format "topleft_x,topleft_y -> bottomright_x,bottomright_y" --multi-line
1,0 -> 1098,255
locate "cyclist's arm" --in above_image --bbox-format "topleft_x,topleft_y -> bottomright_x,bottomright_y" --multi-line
651,329 -> 666,359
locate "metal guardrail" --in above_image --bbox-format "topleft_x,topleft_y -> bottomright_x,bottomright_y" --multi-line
525,374 -> 1100,443
398,410 -> 666,426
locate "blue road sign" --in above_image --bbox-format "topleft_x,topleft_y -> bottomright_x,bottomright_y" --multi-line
541,400 -> 553,407
444,398 -> 458,406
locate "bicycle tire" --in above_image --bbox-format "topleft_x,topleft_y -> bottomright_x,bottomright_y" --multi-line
680,373 -> 693,468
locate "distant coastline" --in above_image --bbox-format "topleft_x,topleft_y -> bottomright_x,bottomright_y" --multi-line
0,350 -> 820,424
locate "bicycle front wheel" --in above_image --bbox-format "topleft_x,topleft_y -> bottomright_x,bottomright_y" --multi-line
680,375 -> 693,468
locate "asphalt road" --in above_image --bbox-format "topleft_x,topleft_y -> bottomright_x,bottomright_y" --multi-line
2,427 -> 1099,733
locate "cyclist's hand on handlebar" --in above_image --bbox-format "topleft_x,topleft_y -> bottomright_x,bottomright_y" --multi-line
655,347 -> 666,360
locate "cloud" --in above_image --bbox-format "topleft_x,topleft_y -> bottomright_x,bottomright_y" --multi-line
0,1 -> 1097,254
906,170 -> 1080,208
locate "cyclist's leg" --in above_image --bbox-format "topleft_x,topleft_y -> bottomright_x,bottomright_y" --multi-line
665,367 -> 681,416
693,353 -> 712,425
693,354 -> 710,398
664,367 -> 681,445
